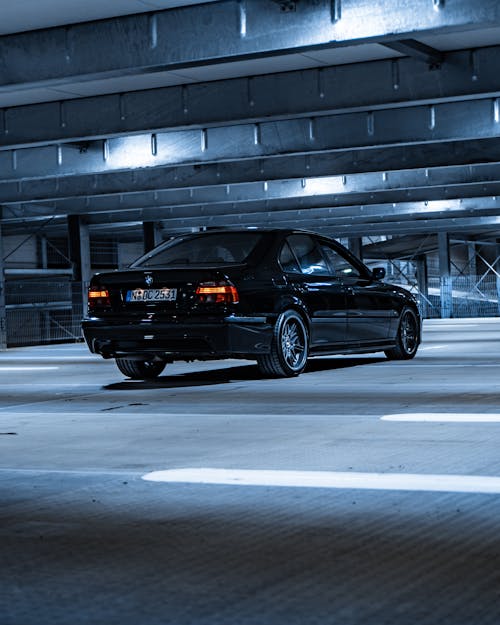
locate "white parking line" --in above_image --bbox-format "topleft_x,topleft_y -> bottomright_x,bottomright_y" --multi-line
0,411 -> 368,419
382,413 -> 500,423
425,324 -> 480,329
142,467 -> 500,494
0,366 -> 60,371
0,356 -> 97,360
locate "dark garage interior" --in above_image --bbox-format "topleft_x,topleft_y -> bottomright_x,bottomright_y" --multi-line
2,1 -> 500,623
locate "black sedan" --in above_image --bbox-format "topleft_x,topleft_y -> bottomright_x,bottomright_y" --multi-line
82,229 -> 421,378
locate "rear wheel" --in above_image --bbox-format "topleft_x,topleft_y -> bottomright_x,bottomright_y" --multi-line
257,310 -> 309,377
115,358 -> 166,379
384,307 -> 419,360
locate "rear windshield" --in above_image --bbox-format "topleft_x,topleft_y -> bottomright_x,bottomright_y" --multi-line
132,232 -> 264,268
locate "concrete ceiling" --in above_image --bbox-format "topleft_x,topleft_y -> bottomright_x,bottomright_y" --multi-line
2,0 -> 500,245
0,0 -> 221,35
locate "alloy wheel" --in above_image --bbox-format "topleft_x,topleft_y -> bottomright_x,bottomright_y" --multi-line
280,316 -> 307,371
401,311 -> 418,355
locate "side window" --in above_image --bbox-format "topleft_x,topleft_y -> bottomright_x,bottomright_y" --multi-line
279,241 -> 301,274
287,235 -> 329,276
319,243 -> 362,279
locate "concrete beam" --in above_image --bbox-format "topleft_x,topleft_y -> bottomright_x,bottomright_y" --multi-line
35,161 -> 500,217
12,210 -> 500,238
5,44 -> 500,149
1,0 -> 498,95
69,198 -> 500,235
5,195 -> 500,234
2,98 -> 500,183
4,139 -> 500,205
265,216 -> 500,238
7,161 -> 500,225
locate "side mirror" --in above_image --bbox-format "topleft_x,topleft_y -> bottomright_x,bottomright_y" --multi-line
372,267 -> 386,280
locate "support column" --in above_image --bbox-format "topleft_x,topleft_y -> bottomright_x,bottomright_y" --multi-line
415,254 -> 428,318
496,240 -> 500,318
0,221 -> 7,350
438,232 -> 452,319
467,242 -> 477,276
348,237 -> 363,262
38,235 -> 48,269
467,242 -> 478,316
37,235 -> 50,342
67,215 -> 91,333
143,221 -> 162,253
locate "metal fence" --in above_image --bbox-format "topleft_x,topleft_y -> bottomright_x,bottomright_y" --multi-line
386,274 -> 500,319
5,279 -> 84,347
425,275 -> 500,319
3,274 -> 500,347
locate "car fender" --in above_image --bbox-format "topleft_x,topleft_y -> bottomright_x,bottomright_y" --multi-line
273,294 -> 311,333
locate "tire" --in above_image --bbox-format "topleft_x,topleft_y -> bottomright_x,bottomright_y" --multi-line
384,307 -> 420,360
257,310 -> 309,377
115,358 -> 166,379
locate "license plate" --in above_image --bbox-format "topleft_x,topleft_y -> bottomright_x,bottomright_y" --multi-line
126,288 -> 177,302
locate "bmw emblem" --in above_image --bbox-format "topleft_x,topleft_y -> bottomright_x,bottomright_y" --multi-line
145,274 -> 153,287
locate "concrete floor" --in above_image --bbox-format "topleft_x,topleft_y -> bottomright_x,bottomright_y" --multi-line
1,318 -> 500,624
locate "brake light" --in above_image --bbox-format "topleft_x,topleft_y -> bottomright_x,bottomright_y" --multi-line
195,281 -> 239,304
88,287 -> 111,312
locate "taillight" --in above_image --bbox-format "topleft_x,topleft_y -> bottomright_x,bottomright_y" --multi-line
195,281 -> 239,304
88,287 -> 111,312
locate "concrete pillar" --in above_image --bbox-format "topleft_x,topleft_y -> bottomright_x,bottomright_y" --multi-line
67,215 -> 91,330
415,255 -> 428,318
0,222 -> 7,350
348,237 -> 363,262
466,242 -> 478,316
438,232 -> 452,319
467,242 -> 477,276
37,236 -> 50,342
496,240 -> 500,317
38,235 -> 48,269
143,221 -> 162,253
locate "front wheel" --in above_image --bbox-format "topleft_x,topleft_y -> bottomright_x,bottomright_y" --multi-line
115,358 -> 166,379
257,310 -> 309,377
384,307 -> 420,360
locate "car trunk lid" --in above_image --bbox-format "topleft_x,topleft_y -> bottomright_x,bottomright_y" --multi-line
89,265 -> 244,316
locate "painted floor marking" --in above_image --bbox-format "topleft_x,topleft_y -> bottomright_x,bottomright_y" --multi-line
425,324 -> 480,329
142,467 -> 500,494
0,411 -> 367,419
0,356 -> 99,360
382,413 -> 500,423
0,366 -> 60,371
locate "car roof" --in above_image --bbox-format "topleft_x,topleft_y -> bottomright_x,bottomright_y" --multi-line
175,227 -> 327,238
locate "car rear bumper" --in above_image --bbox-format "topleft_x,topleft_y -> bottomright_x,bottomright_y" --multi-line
82,316 -> 273,360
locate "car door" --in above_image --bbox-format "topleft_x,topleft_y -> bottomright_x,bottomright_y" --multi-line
317,240 -> 396,344
281,235 -> 347,348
